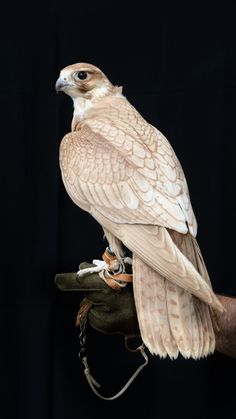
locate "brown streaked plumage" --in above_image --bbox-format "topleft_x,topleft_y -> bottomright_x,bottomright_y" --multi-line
56,63 -> 224,359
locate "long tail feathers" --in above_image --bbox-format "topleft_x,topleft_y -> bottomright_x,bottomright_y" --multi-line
133,254 -> 178,358
132,231 -> 218,358
170,230 -> 216,356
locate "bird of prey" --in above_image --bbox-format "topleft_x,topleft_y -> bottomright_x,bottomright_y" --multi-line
56,63 -> 223,359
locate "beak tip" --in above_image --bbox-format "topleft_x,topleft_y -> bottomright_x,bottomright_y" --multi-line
55,79 -> 62,92
55,78 -> 75,94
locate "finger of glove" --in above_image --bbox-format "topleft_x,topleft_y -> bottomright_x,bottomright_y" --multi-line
55,273 -> 81,291
55,268 -> 108,292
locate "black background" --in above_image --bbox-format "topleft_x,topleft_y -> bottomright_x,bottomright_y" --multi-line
1,1 -> 236,418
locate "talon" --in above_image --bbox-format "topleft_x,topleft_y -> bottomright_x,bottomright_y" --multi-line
77,260 -> 108,277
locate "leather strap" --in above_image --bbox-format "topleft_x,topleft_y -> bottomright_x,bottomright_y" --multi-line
102,250 -> 117,264
76,299 -> 93,327
81,345 -> 148,401
111,272 -> 133,282
101,249 -> 133,289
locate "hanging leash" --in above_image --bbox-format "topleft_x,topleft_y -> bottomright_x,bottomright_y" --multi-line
77,300 -> 149,401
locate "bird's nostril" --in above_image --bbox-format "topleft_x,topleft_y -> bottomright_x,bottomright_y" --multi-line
63,77 -> 67,81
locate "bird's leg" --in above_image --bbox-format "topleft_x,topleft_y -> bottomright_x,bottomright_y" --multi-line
105,246 -> 133,275
105,246 -> 125,274
103,229 -> 124,259
107,245 -> 132,265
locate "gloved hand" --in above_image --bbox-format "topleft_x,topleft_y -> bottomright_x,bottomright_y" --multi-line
55,262 -> 140,338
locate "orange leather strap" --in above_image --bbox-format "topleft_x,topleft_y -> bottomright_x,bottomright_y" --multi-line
100,250 -> 133,289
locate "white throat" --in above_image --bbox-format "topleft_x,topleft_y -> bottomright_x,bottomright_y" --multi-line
73,97 -> 93,122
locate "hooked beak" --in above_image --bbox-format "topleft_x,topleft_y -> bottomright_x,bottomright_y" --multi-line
55,77 -> 74,92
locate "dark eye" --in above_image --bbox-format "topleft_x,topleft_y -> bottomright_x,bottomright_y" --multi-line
76,71 -> 88,80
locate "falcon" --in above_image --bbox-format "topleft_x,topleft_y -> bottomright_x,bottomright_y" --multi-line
56,63 -> 223,359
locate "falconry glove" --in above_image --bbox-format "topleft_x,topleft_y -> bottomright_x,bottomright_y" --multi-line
55,260 -> 140,337
55,251 -> 148,400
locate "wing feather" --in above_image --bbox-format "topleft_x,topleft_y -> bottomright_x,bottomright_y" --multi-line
84,97 -> 197,236
60,96 -> 197,235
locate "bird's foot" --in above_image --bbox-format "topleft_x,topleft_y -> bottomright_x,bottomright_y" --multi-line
77,260 -> 108,277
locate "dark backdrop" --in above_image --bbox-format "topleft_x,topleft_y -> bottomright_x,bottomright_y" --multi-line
1,1 -> 236,418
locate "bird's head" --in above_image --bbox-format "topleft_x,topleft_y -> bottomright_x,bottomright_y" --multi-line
55,63 -> 116,100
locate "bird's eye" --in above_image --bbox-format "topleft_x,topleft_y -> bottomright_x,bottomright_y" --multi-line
76,71 -> 88,80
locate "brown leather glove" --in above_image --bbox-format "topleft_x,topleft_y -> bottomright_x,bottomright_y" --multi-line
55,262 -> 140,338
